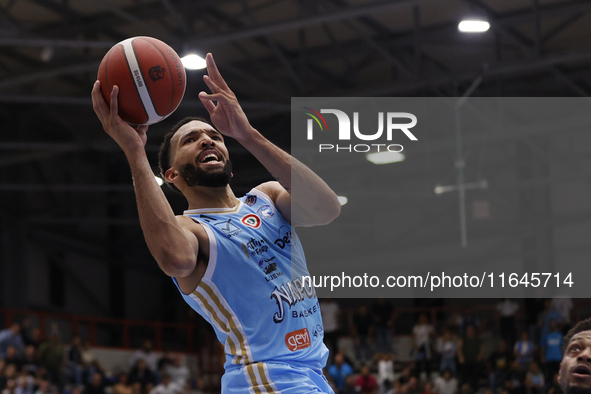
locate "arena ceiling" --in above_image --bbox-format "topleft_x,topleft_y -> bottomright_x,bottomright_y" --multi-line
2,0 -> 591,316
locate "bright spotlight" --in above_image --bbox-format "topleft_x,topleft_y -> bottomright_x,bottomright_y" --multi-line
458,20 -> 490,33
365,151 -> 405,165
181,54 -> 206,70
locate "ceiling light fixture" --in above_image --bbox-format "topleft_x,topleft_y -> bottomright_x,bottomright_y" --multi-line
181,54 -> 206,70
458,20 -> 490,33
365,151 -> 405,165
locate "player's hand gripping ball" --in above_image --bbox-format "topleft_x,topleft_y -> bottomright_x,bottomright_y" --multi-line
97,36 -> 186,125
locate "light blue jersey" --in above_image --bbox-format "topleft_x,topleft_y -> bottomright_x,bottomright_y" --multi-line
172,189 -> 330,392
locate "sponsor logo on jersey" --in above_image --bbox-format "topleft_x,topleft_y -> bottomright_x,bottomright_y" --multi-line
270,278 -> 317,323
274,225 -> 295,249
241,214 -> 262,229
258,257 -> 277,274
244,195 -> 257,206
257,204 -> 275,219
214,219 -> 241,238
258,257 -> 285,281
312,324 -> 324,341
285,328 -> 311,351
246,237 -> 268,256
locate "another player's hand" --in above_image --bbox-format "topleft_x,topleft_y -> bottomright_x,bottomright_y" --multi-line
198,53 -> 254,142
91,81 -> 148,155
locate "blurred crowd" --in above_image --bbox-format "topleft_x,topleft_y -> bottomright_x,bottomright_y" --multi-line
0,320 -> 206,394
0,297 -> 576,394
320,297 -> 574,394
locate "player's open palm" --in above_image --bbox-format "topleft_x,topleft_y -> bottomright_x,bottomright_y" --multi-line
92,81 -> 148,155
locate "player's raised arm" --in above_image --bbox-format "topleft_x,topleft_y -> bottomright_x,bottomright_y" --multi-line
91,81 -> 199,277
197,53 -> 341,227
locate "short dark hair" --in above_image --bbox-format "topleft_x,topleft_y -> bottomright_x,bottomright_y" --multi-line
563,317 -> 591,354
157,116 -> 213,193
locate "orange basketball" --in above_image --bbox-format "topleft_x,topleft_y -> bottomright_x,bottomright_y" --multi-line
97,36 -> 186,125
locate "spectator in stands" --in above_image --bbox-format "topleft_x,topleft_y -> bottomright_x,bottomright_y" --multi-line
525,362 -> 544,394
540,319 -> 563,380
340,375 -> 359,394
458,313 -> 480,338
434,369 -> 458,394
164,355 -> 189,389
376,353 -> 395,393
2,364 -> 18,393
457,325 -> 484,391
353,305 -> 375,367
496,299 -> 519,349
436,329 -> 458,376
397,366 -> 413,385
0,323 -> 24,359
320,298 -> 341,364
372,299 -> 395,354
422,382 -> 437,394
67,335 -> 84,387
488,340 -> 513,393
538,299 -> 563,343
130,341 -> 159,374
21,346 -> 39,378
407,377 -> 422,394
412,314 -> 435,380
19,320 -> 41,351
546,372 -> 560,394
129,359 -> 156,394
33,379 -> 52,394
112,373 -> 132,394
0,360 -> 7,391
149,373 -> 181,394
156,352 -> 173,380
81,341 -> 103,384
355,365 -> 378,394
4,346 -> 23,371
83,372 -> 105,394
37,334 -> 65,390
328,353 -> 354,393
513,332 -> 535,370
15,372 -> 35,394
506,359 -> 525,393
551,296 -> 573,334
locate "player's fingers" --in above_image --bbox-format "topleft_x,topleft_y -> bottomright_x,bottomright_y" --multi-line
203,75 -> 222,94
91,81 -> 108,118
198,91 -> 217,114
206,53 -> 231,92
203,75 -> 233,99
136,124 -> 149,134
198,91 -> 230,103
109,85 -> 120,120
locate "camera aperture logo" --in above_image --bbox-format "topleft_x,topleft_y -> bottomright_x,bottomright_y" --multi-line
303,107 -> 417,153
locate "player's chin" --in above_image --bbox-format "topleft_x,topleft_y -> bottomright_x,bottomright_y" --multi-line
566,383 -> 591,394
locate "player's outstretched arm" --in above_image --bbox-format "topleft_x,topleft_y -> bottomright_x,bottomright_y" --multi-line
197,54 -> 341,227
91,81 -> 199,277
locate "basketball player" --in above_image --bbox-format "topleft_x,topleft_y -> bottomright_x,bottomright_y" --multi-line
559,317 -> 591,394
91,53 -> 340,393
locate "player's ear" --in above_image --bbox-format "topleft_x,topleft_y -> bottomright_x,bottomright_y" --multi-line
165,168 -> 179,184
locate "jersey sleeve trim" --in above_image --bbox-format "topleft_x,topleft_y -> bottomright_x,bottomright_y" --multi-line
248,187 -> 274,205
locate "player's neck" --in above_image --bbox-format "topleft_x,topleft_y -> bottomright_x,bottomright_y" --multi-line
184,184 -> 239,210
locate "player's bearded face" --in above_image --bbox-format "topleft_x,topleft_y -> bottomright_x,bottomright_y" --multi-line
180,159 -> 232,188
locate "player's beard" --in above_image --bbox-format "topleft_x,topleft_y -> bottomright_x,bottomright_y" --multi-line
180,159 -> 233,188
